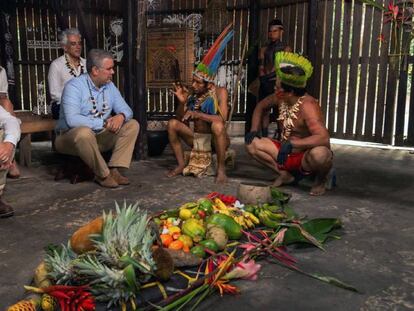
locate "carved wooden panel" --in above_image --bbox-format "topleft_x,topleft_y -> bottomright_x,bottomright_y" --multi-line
146,28 -> 194,88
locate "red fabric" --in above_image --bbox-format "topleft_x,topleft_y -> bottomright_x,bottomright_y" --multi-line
271,140 -> 307,173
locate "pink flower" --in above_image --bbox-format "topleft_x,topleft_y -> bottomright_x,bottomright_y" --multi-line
238,242 -> 256,255
273,228 -> 287,245
224,259 -> 261,281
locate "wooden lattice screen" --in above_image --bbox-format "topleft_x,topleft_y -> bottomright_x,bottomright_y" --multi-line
0,0 -> 126,113
313,0 -> 414,146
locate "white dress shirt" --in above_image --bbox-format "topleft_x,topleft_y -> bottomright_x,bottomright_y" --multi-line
0,71 -> 20,146
48,54 -> 86,105
0,67 -> 8,96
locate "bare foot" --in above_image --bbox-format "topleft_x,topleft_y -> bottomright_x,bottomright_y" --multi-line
166,166 -> 184,177
273,171 -> 295,187
215,171 -> 228,184
310,182 -> 326,196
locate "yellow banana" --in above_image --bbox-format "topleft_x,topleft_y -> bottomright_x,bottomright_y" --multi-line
244,211 -> 260,225
213,198 -> 228,210
244,217 -> 254,228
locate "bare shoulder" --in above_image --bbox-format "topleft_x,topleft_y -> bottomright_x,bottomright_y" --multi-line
215,86 -> 228,97
301,95 -> 322,116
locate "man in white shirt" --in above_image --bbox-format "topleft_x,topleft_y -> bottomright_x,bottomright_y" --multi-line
48,28 -> 86,119
0,67 -> 21,217
0,66 -> 20,178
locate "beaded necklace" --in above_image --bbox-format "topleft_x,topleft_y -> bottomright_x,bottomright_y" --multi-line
277,95 -> 306,141
64,53 -> 84,78
86,78 -> 110,118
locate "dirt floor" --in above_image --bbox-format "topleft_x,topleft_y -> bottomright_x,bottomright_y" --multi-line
1,138 -> 414,310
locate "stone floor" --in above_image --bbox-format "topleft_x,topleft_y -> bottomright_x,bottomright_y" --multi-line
1,138 -> 414,310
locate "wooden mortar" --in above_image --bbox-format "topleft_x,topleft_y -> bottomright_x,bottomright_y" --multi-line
237,182 -> 271,204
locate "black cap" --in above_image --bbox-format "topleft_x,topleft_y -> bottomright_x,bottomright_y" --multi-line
269,19 -> 284,30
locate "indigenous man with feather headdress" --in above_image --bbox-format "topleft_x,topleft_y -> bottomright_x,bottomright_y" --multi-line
245,52 -> 333,196
166,25 -> 233,184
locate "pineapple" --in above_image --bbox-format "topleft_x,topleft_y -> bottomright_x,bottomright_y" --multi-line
74,202 -> 157,307
44,243 -> 77,285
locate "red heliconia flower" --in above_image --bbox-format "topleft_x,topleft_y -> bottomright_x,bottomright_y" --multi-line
206,192 -> 237,205
25,285 -> 96,311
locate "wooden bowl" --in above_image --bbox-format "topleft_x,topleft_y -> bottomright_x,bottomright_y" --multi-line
237,182 -> 271,205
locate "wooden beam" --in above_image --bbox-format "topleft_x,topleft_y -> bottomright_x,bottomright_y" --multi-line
244,0 -> 261,133
130,0 -> 147,160
306,0 -> 318,96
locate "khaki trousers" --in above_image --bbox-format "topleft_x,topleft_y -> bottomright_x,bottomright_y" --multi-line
55,119 -> 139,178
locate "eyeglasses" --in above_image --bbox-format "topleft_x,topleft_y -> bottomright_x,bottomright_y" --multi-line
68,41 -> 82,47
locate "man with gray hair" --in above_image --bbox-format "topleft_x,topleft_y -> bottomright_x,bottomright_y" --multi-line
55,49 -> 139,188
48,28 -> 86,119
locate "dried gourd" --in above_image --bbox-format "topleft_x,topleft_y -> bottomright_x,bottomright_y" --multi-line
70,216 -> 103,254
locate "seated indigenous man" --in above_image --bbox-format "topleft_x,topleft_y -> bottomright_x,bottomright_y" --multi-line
55,49 -> 139,188
245,52 -> 332,195
166,25 -> 233,184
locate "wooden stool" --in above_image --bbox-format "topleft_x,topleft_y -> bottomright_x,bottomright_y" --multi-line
54,154 -> 94,184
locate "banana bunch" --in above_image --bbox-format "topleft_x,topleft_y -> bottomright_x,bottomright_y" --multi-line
232,211 -> 260,229
253,205 -> 287,229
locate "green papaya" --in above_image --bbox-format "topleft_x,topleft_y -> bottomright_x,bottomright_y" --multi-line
198,198 -> 214,215
199,239 -> 219,252
190,245 -> 206,258
206,214 -> 242,240
182,219 -> 206,242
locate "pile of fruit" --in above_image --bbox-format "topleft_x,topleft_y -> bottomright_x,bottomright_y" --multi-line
152,192 -> 292,259
7,190 -> 345,311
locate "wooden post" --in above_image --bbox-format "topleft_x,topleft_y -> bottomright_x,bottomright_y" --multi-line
306,0 -> 318,98
74,0 -> 97,51
244,0 -> 260,133
128,0 -> 147,159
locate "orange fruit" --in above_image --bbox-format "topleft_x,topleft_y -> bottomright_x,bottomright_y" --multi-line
182,245 -> 190,253
168,240 -> 184,250
160,234 -> 173,247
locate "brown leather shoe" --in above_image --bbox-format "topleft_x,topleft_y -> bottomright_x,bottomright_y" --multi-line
95,174 -> 119,188
110,168 -> 130,185
0,199 -> 14,218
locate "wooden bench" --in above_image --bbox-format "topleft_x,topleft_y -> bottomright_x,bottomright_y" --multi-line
16,112 -> 56,167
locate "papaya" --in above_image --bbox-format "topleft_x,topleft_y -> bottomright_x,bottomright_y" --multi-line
199,239 -> 219,252
70,216 -> 103,254
181,219 -> 206,242
206,214 -> 242,240
190,245 -> 206,258
197,198 -> 214,215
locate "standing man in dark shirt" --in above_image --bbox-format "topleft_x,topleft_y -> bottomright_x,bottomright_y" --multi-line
258,19 -> 291,138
